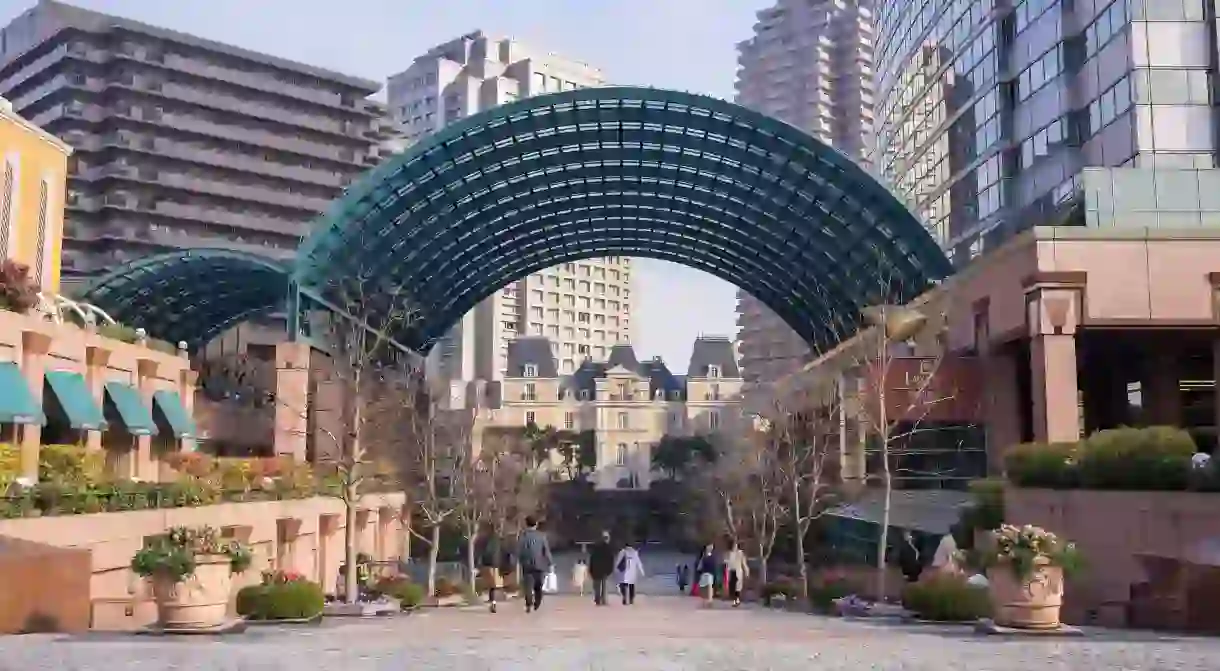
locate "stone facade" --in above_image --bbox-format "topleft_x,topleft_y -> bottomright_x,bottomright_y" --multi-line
478,336 -> 744,490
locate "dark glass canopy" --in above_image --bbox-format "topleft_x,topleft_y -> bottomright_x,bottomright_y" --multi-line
81,87 -> 953,354
78,249 -> 289,350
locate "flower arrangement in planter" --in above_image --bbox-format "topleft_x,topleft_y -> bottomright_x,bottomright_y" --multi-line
977,524 -> 1081,629
236,569 -> 325,622
130,525 -> 253,630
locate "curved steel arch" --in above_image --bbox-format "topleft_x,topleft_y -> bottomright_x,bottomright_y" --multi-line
295,86 -> 951,354
78,249 -> 290,350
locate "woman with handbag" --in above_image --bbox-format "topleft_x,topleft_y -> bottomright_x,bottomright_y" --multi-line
476,523 -> 507,613
613,539 -> 645,605
695,543 -> 717,608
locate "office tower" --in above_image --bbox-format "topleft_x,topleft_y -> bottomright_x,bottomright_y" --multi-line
731,0 -> 876,403
0,1 -> 383,287
874,0 -> 1218,264
387,31 -> 634,384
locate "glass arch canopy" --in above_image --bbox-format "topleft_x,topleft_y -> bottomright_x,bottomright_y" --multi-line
84,87 -> 952,354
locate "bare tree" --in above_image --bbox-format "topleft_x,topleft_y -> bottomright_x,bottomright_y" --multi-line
757,383 -> 843,598
199,273 -> 422,605
698,430 -> 786,585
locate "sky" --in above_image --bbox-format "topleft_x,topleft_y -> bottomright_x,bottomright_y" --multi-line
2,0 -> 772,372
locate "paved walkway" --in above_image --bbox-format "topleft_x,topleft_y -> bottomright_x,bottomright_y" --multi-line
3,596 -> 1217,670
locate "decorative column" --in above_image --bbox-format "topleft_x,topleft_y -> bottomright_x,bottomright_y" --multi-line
19,329 -> 52,480
83,345 -> 110,453
274,342 -> 311,462
178,368 -> 198,452
1026,275 -> 1084,444
135,358 -> 158,482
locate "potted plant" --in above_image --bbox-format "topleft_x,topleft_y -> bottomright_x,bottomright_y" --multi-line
130,525 -> 253,630
980,524 -> 1080,629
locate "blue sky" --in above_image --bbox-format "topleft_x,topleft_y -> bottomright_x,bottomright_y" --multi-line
4,0 -> 770,371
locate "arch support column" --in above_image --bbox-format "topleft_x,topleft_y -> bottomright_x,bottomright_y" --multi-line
1026,274 -> 1084,444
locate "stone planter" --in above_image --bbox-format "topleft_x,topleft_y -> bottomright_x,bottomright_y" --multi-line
151,553 -> 234,630
987,559 -> 1063,630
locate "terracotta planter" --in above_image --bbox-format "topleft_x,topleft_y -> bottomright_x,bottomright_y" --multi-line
151,553 -> 234,630
987,559 -> 1064,629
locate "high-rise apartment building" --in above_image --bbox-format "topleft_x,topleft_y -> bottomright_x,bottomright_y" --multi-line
387,31 -> 634,384
874,0 -> 1220,265
731,0 -> 876,403
0,1 -> 383,285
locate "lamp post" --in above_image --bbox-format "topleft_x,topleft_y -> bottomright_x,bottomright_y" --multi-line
860,304 -> 927,602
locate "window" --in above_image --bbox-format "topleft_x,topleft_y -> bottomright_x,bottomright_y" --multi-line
34,179 -> 48,284
579,389 -> 591,400
707,365 -> 721,378
564,412 -> 574,430
615,443 -> 628,466
617,412 -> 629,429
523,363 -> 538,378
0,157 -> 14,259
708,411 -> 720,430
525,411 -> 536,426
523,383 -> 536,401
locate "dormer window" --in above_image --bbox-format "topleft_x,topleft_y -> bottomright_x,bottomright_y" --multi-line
669,390 -> 682,401
523,363 -> 538,378
654,389 -> 664,401
707,365 -> 721,378
579,389 -> 591,400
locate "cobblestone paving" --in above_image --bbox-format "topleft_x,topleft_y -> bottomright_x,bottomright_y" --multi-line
3,596 -> 1218,670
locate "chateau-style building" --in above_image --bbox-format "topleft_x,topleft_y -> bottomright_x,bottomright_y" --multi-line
480,336 -> 744,490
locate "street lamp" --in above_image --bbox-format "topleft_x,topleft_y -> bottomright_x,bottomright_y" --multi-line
861,304 -> 927,343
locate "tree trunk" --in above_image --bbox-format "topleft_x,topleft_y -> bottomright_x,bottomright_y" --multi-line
426,523 -> 441,599
758,555 -> 769,586
343,498 -> 359,604
465,527 -> 477,593
793,474 -> 808,600
874,339 -> 891,603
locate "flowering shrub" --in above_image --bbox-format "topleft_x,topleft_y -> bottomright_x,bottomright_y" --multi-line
980,524 -> 1081,582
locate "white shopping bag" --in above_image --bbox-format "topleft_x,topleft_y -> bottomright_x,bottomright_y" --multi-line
542,569 -> 558,593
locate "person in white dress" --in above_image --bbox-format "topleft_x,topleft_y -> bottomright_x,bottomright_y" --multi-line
614,540 -> 646,605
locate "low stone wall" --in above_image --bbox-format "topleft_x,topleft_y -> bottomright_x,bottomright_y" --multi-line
0,536 -> 91,633
1005,488 -> 1220,626
0,493 -> 406,630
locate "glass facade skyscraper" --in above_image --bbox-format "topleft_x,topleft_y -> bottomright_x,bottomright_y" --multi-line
874,0 -> 1220,266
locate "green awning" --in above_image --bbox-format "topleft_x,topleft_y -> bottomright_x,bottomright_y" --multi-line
44,370 -> 106,431
103,382 -> 157,436
152,390 -> 196,438
0,362 -> 44,425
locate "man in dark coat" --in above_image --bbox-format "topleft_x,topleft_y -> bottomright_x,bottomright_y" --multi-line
588,530 -> 615,605
516,516 -> 554,613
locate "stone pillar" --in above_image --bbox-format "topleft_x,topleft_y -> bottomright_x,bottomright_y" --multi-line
135,358 -> 158,482
1142,349 -> 1182,427
18,330 -> 52,480
975,298 -> 1023,470
83,345 -> 110,453
178,369 -> 198,452
1026,282 -> 1083,444
318,513 -> 341,595
274,342 -> 311,462
276,517 -> 302,573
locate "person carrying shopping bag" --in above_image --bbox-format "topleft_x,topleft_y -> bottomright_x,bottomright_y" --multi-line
695,543 -> 717,608
613,540 -> 645,605
724,541 -> 749,607
516,516 -> 554,613
476,522 -> 512,613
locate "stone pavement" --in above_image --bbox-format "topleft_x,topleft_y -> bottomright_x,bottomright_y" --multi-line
2,596 -> 1218,670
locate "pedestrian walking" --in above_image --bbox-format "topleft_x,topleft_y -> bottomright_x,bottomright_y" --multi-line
695,543 -> 717,608
676,563 -> 689,594
572,556 -> 589,596
588,530 -> 615,605
516,516 -> 554,613
613,540 -> 645,605
724,541 -> 749,607
476,522 -> 511,613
